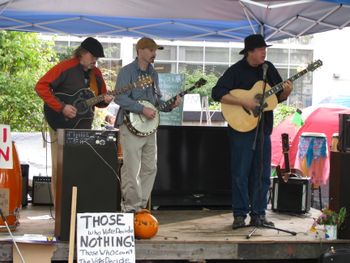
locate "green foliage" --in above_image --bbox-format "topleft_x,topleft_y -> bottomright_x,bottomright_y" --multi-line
57,46 -> 74,61
0,31 -> 58,131
273,103 -> 297,127
183,70 -> 219,108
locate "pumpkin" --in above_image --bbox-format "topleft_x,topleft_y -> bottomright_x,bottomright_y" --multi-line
134,209 -> 159,239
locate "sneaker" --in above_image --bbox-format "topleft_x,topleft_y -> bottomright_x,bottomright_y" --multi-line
250,215 -> 275,227
232,216 -> 246,229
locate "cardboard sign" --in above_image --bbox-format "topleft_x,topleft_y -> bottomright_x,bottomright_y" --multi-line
77,213 -> 135,263
0,124 -> 12,169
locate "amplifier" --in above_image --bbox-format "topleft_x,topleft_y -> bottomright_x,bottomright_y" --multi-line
272,177 -> 311,214
55,129 -> 121,241
339,114 -> 350,152
32,176 -> 53,205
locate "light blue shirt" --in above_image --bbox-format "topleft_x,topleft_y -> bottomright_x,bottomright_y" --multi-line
114,58 -> 163,126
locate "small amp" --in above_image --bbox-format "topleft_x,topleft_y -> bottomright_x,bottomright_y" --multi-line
32,176 -> 53,205
272,177 -> 311,214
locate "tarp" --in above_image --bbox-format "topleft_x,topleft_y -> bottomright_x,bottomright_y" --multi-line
271,104 -> 350,168
1,0 -> 350,41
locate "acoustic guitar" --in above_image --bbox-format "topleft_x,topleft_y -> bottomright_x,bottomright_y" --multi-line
276,133 -> 303,182
221,59 -> 323,132
44,75 -> 153,130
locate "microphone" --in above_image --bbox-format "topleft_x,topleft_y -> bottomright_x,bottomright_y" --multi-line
262,63 -> 268,81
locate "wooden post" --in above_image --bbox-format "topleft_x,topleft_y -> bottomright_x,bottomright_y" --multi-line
68,186 -> 78,263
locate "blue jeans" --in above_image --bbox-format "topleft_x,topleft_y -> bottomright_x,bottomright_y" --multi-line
228,128 -> 271,218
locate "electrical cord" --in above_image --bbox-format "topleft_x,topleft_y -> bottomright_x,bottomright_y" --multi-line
0,209 -> 26,263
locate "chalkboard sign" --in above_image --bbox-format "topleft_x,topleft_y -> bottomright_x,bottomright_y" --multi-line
158,73 -> 185,126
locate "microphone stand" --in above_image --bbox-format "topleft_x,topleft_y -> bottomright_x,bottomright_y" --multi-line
246,63 -> 296,239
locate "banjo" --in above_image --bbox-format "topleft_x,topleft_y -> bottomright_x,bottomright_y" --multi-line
125,78 -> 207,136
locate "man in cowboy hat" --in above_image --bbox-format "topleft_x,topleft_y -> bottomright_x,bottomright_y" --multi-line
212,34 -> 293,229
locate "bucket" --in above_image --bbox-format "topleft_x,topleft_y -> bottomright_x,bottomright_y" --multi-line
0,142 -> 22,231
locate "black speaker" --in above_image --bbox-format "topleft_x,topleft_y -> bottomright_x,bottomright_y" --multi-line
20,164 -> 29,207
272,177 -> 311,213
329,151 -> 350,239
338,114 -> 350,152
32,176 -> 53,205
55,129 -> 121,241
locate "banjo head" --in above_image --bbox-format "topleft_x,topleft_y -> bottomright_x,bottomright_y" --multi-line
128,100 -> 160,136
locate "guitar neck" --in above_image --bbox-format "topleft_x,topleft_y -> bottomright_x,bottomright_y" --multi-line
265,67 -> 313,99
283,152 -> 291,173
85,83 -> 136,107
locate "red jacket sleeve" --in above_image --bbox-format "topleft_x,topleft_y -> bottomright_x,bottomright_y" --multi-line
35,59 -> 78,112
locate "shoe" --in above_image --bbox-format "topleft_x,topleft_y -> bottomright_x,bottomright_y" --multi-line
250,215 -> 275,227
232,216 -> 246,229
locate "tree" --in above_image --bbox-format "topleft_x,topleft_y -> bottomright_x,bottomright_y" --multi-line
183,70 -> 219,109
0,31 -> 57,131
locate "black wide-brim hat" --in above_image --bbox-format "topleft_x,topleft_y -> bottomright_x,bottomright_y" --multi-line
239,34 -> 272,55
80,37 -> 105,57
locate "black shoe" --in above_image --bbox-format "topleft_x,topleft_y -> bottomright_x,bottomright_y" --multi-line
250,215 -> 275,227
232,216 -> 246,229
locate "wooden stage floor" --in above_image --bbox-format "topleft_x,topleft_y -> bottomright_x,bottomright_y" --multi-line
0,205 -> 350,262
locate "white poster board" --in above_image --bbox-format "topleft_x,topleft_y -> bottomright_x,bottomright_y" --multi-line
77,213 -> 135,263
0,124 -> 12,169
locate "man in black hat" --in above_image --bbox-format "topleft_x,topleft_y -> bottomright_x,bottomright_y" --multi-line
35,37 -> 113,205
212,34 -> 293,229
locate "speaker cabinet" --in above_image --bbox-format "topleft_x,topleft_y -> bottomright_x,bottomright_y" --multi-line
20,164 -> 29,207
55,129 -> 121,241
32,176 -> 53,205
272,177 -> 311,214
329,151 -> 350,239
339,114 -> 350,152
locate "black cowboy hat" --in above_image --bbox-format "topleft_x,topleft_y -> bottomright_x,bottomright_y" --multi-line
239,34 -> 272,55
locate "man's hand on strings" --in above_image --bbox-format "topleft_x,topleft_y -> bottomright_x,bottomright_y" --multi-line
171,95 -> 181,109
143,107 -> 157,119
240,97 -> 259,111
62,104 -> 77,119
104,94 -> 114,104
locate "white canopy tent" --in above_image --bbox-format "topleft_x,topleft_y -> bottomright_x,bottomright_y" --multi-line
1,0 -> 350,41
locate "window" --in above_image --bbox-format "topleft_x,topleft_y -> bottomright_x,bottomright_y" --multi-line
205,47 -> 229,63
268,48 -> 289,64
179,46 -> 203,62
230,48 -> 242,64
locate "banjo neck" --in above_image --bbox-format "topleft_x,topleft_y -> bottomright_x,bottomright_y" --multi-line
158,78 -> 207,111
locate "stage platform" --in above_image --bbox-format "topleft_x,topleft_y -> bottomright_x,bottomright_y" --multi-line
0,205 -> 350,262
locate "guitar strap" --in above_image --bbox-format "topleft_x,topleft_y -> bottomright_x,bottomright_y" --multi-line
89,70 -> 98,96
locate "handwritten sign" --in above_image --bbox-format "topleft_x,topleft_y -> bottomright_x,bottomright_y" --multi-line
0,124 -> 12,169
77,213 -> 135,263
158,73 -> 185,126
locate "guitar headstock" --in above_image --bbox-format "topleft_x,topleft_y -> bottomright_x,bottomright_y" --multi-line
137,75 -> 153,89
194,78 -> 207,88
307,59 -> 323,72
281,133 -> 289,153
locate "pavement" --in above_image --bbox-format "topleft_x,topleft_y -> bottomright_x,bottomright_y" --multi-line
11,132 -> 52,182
